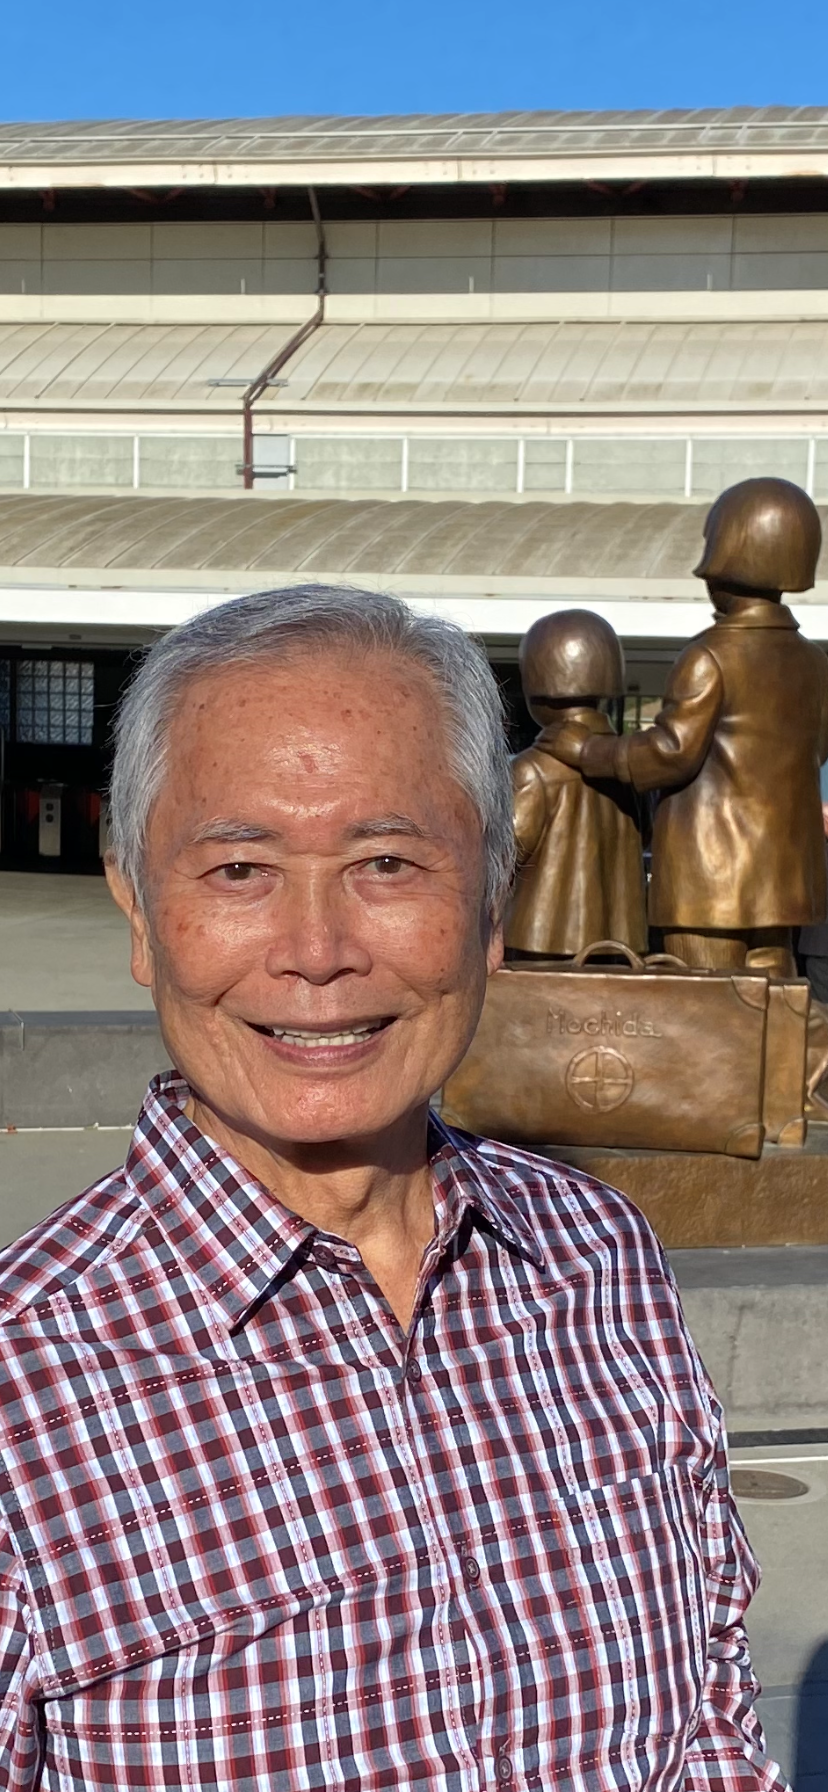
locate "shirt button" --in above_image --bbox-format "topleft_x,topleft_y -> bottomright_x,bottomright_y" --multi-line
462,1554 -> 481,1586
406,1359 -> 422,1385
495,1749 -> 513,1784
315,1246 -> 337,1272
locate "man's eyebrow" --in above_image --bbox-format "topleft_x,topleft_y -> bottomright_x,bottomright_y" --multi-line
187,816 -> 430,848
189,820 -> 283,847
343,815 -> 429,842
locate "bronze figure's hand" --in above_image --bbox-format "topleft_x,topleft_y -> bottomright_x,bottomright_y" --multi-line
549,721 -> 591,766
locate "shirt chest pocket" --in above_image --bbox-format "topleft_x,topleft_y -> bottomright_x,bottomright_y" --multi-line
486,1467 -> 709,1767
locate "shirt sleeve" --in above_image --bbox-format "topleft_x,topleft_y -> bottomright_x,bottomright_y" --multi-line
0,1531 -> 42,1789
683,1412 -> 791,1792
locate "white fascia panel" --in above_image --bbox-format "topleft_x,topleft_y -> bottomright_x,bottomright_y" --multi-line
4,580 -> 828,643
3,153 -> 828,191
5,292 -> 828,328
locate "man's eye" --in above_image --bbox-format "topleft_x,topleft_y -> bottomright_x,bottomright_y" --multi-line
220,862 -> 261,882
371,855 -> 405,876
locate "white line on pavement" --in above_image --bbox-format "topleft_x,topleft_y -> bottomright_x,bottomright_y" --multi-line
731,1456 -> 828,1466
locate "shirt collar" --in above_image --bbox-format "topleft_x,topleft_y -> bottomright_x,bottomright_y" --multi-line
126,1073 -> 316,1331
126,1074 -> 545,1332
427,1111 -> 547,1272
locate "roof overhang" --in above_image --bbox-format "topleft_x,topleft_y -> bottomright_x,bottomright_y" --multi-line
3,110 -> 828,191
0,493 -> 827,642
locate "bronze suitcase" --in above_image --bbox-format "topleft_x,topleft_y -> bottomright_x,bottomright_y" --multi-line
763,979 -> 810,1147
442,944 -> 769,1159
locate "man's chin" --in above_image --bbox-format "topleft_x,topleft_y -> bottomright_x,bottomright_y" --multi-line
189,1069 -> 428,1152
251,1083 -> 428,1149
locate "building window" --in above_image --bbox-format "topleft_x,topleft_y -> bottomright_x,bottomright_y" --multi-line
29,435 -> 134,490
16,660 -> 94,745
139,435 -> 240,489
0,661 -> 10,738
293,437 -> 401,492
406,437 -> 518,494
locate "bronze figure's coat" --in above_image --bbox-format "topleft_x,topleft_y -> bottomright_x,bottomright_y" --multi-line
581,599 -> 828,928
570,480 -> 828,942
506,712 -> 648,955
504,611 -> 647,957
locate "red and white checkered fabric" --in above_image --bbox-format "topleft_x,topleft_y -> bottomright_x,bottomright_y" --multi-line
0,1073 -> 788,1790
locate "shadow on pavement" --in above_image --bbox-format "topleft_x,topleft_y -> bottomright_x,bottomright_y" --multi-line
795,1639 -> 828,1790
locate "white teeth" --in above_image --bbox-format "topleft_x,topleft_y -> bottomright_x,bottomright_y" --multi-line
265,1024 -> 383,1048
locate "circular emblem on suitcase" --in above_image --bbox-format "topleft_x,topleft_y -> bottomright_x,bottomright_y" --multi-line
566,1046 -> 635,1112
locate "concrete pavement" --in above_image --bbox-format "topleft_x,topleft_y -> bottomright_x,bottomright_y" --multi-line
0,1126 -> 131,1246
728,1441 -> 828,1786
0,870 -> 153,1011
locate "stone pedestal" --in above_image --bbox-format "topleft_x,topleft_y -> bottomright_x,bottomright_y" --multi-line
545,1123 -> 828,1248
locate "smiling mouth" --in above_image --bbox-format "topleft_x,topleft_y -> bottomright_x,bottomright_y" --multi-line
247,1018 -> 393,1049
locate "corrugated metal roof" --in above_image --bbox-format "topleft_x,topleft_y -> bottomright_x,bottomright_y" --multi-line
0,491 -> 767,577
0,320 -> 296,409
3,110 -> 828,165
3,318 -> 828,414
273,318 -> 828,413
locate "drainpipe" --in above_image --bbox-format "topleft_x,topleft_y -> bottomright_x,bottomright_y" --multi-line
241,187 -> 327,491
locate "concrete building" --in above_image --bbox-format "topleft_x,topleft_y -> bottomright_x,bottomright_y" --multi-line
2,108 -> 828,867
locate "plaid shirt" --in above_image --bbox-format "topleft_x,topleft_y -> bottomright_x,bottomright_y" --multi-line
0,1073 -> 786,1792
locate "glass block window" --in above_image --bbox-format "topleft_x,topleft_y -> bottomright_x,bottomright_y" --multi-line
691,438 -> 809,498
0,661 -> 10,737
29,435 -> 133,490
16,660 -> 94,745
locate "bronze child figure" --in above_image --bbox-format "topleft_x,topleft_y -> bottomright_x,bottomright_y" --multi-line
505,609 -> 648,959
555,478 -> 828,976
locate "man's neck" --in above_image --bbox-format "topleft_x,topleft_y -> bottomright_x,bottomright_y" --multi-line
186,1094 -> 436,1331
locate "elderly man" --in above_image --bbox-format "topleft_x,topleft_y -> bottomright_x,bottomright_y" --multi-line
0,587 -> 784,1792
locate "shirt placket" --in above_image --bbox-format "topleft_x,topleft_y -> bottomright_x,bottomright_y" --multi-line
408,1232 -> 523,1791
313,1229 -> 485,1791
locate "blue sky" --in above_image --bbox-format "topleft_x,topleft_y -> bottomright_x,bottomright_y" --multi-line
1,0 -> 827,120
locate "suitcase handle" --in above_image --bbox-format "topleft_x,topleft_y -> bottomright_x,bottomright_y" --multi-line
644,952 -> 693,970
572,940 -> 645,969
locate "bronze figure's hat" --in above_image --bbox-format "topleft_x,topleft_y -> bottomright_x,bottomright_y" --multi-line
519,609 -> 625,705
694,476 -> 822,594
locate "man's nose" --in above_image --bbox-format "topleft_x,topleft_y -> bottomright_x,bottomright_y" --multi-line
262,872 -> 372,984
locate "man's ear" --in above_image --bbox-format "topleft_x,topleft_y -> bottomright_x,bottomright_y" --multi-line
104,854 -> 154,989
486,915 -> 504,978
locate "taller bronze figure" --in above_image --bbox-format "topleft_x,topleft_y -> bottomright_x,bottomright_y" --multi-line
504,610 -> 647,958
557,478 -> 828,974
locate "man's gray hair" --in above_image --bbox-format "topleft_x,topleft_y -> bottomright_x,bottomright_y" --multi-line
110,584 -> 516,915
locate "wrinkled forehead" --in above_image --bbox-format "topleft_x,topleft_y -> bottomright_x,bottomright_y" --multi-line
151,643 -> 478,848
169,642 -> 444,760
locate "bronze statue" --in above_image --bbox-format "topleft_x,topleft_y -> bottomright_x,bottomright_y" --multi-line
555,479 -> 828,975
504,610 -> 648,958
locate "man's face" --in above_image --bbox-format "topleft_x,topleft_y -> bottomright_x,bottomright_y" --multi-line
108,647 -> 502,1149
